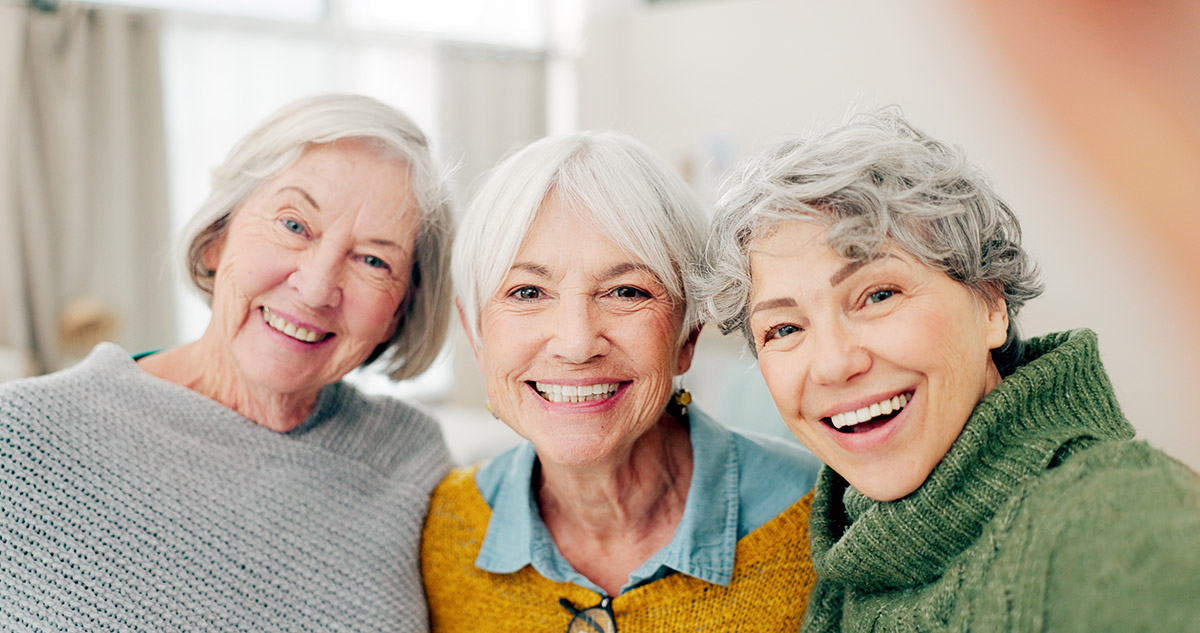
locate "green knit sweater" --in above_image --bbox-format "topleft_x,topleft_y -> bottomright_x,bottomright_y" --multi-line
804,329 -> 1200,633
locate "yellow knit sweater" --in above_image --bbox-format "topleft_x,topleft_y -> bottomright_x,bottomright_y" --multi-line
421,468 -> 816,632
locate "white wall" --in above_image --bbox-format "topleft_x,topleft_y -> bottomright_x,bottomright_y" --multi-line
572,0 -> 1200,469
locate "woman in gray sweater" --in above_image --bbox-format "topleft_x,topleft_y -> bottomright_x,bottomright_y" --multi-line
0,94 -> 454,631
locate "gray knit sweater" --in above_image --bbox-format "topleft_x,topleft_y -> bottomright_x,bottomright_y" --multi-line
0,343 -> 451,631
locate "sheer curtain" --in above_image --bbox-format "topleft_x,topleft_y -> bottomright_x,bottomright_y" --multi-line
0,4 -> 175,376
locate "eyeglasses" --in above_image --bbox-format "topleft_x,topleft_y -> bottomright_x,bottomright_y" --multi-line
559,596 -> 617,633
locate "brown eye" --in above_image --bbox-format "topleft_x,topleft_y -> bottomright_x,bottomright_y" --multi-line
610,286 -> 649,300
511,286 -> 542,300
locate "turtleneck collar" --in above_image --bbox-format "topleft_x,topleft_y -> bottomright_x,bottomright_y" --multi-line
810,329 -> 1134,592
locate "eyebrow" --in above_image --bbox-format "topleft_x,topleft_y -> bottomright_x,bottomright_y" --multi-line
507,261 -> 657,281
829,260 -> 869,287
601,262 -> 657,281
749,296 -> 798,316
278,186 -> 320,211
830,254 -> 899,287
509,262 -> 552,278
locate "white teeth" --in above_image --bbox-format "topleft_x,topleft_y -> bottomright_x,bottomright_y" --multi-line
830,393 -> 909,429
534,381 -> 620,403
262,307 -> 326,343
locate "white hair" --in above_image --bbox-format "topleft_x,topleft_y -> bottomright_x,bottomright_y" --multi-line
179,93 -> 455,380
700,107 -> 1043,373
453,131 -> 705,345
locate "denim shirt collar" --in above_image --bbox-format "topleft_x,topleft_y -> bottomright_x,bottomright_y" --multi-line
474,408 -> 740,593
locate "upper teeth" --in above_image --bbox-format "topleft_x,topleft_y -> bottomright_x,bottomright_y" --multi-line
830,393 -> 909,429
534,382 -> 620,403
262,307 -> 326,343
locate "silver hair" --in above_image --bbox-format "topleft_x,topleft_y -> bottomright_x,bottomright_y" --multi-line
699,107 -> 1043,373
453,130 -> 705,345
179,93 -> 454,381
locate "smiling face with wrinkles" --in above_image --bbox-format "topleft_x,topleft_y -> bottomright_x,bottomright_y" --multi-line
202,139 -> 421,402
469,195 -> 697,469
747,219 -> 1009,501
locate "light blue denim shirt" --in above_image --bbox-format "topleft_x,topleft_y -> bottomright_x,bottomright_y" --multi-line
472,407 -> 821,595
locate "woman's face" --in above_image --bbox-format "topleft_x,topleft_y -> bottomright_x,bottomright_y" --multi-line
470,197 -> 697,469
747,220 -> 1008,501
203,140 -> 420,399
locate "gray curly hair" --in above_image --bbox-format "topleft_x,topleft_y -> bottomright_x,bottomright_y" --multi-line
699,107 -> 1042,374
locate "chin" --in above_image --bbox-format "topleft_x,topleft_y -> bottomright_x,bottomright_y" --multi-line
846,468 -> 926,502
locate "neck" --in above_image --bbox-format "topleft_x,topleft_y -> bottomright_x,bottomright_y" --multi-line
537,412 -> 694,595
136,336 -> 319,433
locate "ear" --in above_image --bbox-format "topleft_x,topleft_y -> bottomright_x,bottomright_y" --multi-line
201,233 -> 226,274
674,324 -> 704,375
456,298 -> 485,369
980,286 -> 1009,351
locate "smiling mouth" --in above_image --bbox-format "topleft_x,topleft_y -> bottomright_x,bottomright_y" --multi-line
825,393 -> 911,434
531,381 -> 621,403
261,307 -> 332,343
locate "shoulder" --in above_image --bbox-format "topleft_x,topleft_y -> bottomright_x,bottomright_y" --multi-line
0,343 -> 158,424
309,382 -> 452,484
430,467 -> 484,506
423,466 -> 491,555
1015,441 -> 1200,630
1029,439 -> 1199,518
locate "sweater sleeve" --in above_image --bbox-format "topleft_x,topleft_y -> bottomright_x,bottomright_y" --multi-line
1040,443 -> 1200,633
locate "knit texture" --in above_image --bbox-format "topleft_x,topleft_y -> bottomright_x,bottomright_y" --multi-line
421,468 -> 816,632
804,329 -> 1200,633
0,343 -> 452,632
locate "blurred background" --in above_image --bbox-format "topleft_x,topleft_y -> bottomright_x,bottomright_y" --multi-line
2,0 -> 1197,470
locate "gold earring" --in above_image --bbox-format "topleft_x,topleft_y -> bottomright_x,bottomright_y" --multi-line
670,388 -> 692,417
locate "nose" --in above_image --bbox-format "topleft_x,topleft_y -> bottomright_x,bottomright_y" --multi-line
546,296 -> 610,364
808,320 -> 871,386
288,244 -> 344,309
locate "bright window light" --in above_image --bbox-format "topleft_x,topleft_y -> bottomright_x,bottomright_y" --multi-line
86,0 -> 325,21
345,0 -> 547,48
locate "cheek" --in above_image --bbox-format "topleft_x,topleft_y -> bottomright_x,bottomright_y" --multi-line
346,283 -> 407,338
758,353 -> 805,412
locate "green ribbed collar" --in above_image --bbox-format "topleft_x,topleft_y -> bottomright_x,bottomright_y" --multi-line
809,329 -> 1135,591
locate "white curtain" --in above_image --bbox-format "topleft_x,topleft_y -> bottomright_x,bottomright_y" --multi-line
436,47 -> 547,195
0,4 -> 175,375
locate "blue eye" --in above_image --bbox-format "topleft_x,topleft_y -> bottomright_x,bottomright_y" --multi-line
768,324 -> 801,340
282,218 -> 305,235
866,289 -> 895,304
511,286 -> 542,300
362,255 -> 388,270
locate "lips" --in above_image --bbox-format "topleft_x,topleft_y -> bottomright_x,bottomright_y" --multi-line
825,392 -> 911,434
531,381 -> 622,403
261,307 -> 332,343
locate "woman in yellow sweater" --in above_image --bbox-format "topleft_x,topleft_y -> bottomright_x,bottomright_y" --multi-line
421,131 -> 822,631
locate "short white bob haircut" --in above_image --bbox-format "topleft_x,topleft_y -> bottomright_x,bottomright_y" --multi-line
179,93 -> 455,381
701,107 -> 1042,374
454,130 -> 705,345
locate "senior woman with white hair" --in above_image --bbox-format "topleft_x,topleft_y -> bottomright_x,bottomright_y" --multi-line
701,108 -> 1200,632
421,131 -> 822,632
0,94 -> 454,631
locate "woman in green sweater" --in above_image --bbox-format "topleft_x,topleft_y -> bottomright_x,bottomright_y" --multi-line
700,108 -> 1200,632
